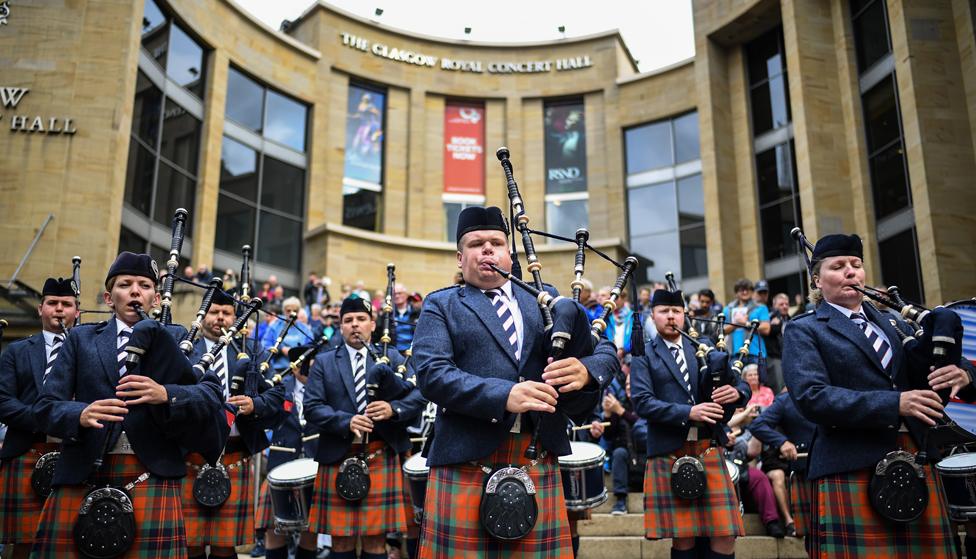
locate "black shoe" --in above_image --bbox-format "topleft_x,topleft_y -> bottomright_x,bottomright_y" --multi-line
765,520 -> 786,538
785,521 -> 797,537
251,538 -> 266,557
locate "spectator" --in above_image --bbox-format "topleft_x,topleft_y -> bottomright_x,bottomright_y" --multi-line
726,407 -> 785,538
753,279 -> 770,308
221,269 -> 238,292
258,282 -> 273,301
605,288 -> 634,356
339,283 -> 353,300
764,293 -> 791,393
261,297 -> 313,370
453,271 -> 465,286
251,303 -> 279,344
314,305 -> 339,346
743,364 -> 775,408
309,303 -> 323,334
601,372 -> 642,516
392,283 -> 420,353
371,289 -> 385,313
722,278 -> 770,368
579,278 -> 602,323
267,274 -> 279,291
689,288 -> 722,343
408,292 -> 423,314
303,272 -> 328,309
354,279 -> 370,300
272,285 -> 284,304
182,265 -> 195,280
194,265 -> 212,283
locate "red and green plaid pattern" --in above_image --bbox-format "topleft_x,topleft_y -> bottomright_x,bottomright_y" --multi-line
417,432 -> 573,559
807,435 -> 954,558
789,471 -> 810,538
30,453 -> 187,559
643,439 -> 744,539
255,478 -> 273,531
181,450 -> 253,548
308,440 -> 407,537
0,442 -> 59,543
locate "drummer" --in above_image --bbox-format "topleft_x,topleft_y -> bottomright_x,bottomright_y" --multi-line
303,297 -> 425,559
258,346 -> 321,559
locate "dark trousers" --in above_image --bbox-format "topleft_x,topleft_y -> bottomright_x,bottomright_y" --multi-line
611,446 -> 630,496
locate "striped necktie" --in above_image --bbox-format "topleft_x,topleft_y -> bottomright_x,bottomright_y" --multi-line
353,351 -> 367,413
117,329 -> 131,377
211,349 -> 228,397
486,289 -> 520,359
43,335 -> 63,384
851,312 -> 892,369
670,345 -> 691,393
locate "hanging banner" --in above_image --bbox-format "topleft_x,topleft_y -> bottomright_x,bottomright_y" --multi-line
343,84 -> 385,191
544,101 -> 587,194
443,103 -> 485,195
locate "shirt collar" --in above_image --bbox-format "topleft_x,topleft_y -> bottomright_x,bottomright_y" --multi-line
345,343 -> 367,361
826,300 -> 864,319
114,317 -> 132,336
481,280 -> 514,300
42,329 -> 62,346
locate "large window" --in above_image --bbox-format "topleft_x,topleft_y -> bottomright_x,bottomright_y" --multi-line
544,99 -> 588,241
624,111 -> 704,287
343,82 -> 386,231
746,27 -> 805,296
850,0 -> 923,302
121,0 -> 206,260
216,69 -> 308,282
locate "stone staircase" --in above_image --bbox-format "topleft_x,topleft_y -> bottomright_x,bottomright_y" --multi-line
577,493 -> 807,559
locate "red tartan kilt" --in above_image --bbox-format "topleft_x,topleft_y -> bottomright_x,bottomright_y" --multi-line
307,441 -> 407,537
30,454 -> 187,559
788,471 -> 810,537
807,433 -> 955,558
255,478 -> 273,531
0,442 -> 59,543
417,432 -> 573,559
642,439 -> 745,539
181,450 -> 253,548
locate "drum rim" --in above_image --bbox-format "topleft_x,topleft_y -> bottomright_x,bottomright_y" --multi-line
564,489 -> 608,511
936,453 -> 976,470
403,454 -> 429,475
268,458 -> 318,483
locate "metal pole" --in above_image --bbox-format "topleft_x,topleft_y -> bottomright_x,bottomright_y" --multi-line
7,213 -> 54,289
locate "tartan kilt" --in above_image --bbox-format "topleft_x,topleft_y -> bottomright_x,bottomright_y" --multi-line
0,442 -> 59,544
788,471 -> 810,538
255,478 -> 273,531
643,439 -> 744,539
308,440 -> 407,537
807,433 -> 955,558
418,432 -> 573,559
30,454 -> 187,559
181,450 -> 253,548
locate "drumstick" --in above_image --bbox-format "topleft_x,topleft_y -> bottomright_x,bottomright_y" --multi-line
795,452 -> 809,459
269,445 -> 296,453
302,434 -> 320,442
571,422 -> 611,431
409,437 -> 427,443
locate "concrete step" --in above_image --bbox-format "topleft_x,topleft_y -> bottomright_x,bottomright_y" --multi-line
577,535 -> 806,559
580,510 -> 771,537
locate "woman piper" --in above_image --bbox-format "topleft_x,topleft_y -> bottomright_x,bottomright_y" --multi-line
783,233 -> 976,557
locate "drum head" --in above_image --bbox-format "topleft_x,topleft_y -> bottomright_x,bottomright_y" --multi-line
725,460 -> 740,484
403,453 -> 429,476
946,300 -> 976,436
938,452 -> 976,471
269,458 -> 318,485
560,442 -> 606,466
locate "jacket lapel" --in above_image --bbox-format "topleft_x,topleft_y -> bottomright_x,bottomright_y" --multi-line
654,337 -> 691,397
683,341 -> 699,399
97,320 -> 120,387
28,334 -> 46,389
865,303 -> 903,376
336,346 -> 358,406
512,282 -> 540,373
458,284 -> 518,366
819,303 -> 888,380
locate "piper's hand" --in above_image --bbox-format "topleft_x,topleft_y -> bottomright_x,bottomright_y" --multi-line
116,375 -> 168,405
365,401 -> 394,422
898,390 -> 944,426
506,381 -> 558,414
711,384 -> 740,405
928,364 -> 971,399
542,357 -> 591,393
589,420 -> 605,439
780,440 -> 798,461
228,395 -> 255,415
689,402 -> 724,424
80,399 -> 127,428
350,414 -> 374,438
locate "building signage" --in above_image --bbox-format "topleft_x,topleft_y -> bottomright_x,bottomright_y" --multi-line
340,32 -> 594,74
444,103 -> 485,195
0,87 -> 78,135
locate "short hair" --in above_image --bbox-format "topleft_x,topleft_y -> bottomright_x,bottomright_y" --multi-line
282,296 -> 302,311
772,293 -> 789,305
698,288 -> 715,300
733,278 -> 754,292
580,278 -> 594,290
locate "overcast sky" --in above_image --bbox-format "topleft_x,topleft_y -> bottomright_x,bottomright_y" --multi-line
236,0 -> 695,73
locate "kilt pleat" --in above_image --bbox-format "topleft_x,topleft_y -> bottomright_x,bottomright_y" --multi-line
642,439 -> 744,540
308,440 -> 407,537
181,450 -> 253,548
30,454 -> 187,559
789,471 -> 810,538
807,433 -> 955,558
400,451 -> 419,528
417,432 -> 573,559
0,442 -> 59,544
255,478 -> 273,531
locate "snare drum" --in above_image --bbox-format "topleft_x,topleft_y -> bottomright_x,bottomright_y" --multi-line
402,453 -> 429,523
725,459 -> 740,486
559,441 -> 608,511
935,452 -> 976,522
268,458 -> 318,534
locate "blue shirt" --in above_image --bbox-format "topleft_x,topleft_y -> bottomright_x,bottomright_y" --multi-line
723,302 -> 769,356
394,306 -> 417,352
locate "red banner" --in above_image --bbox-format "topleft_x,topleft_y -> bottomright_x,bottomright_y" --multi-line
444,104 -> 485,195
